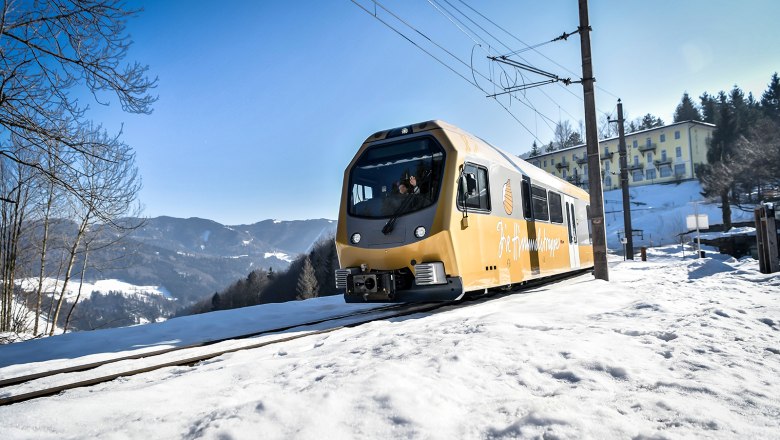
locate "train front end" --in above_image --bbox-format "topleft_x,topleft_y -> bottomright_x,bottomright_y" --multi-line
335,122 -> 462,303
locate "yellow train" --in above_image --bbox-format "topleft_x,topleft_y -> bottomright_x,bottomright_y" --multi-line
335,121 -> 594,302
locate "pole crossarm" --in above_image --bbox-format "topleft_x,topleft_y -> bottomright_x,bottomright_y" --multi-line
486,79 -> 559,97
487,56 -> 572,84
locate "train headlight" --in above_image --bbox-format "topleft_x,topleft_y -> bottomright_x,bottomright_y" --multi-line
414,226 -> 426,239
350,233 -> 361,244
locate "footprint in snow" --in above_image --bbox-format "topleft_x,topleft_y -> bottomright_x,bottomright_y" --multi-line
759,318 -> 777,330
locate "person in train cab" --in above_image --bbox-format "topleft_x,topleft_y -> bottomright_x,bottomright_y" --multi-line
398,176 -> 419,195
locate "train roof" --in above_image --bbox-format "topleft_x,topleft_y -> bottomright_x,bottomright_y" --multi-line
372,120 -> 590,200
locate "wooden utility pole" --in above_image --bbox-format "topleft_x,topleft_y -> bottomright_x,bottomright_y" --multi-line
578,0 -> 609,280
616,100 -> 634,259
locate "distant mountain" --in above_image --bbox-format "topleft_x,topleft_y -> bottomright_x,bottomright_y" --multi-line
43,217 -> 336,306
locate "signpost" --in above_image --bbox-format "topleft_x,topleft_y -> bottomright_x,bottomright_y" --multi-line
686,202 -> 708,258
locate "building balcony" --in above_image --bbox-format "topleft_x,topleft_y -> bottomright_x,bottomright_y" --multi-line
627,163 -> 644,171
638,143 -> 657,152
575,156 -> 588,165
654,158 -> 672,167
555,160 -> 570,170
600,151 -> 614,160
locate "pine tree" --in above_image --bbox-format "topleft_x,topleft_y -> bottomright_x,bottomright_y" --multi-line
700,92 -> 718,124
545,142 -> 555,152
673,92 -> 702,122
529,141 -> 540,157
760,72 -> 780,122
296,256 -> 319,300
637,114 -> 664,130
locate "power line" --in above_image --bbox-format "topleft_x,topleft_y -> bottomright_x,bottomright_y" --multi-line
426,0 -> 559,134
454,0 -> 621,101
431,0 -> 604,123
352,0 -> 554,144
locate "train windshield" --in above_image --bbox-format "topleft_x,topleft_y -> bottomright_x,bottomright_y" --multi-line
348,137 -> 445,218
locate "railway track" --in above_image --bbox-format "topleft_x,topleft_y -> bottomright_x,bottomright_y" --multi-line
0,270 -> 592,407
0,301 -> 455,406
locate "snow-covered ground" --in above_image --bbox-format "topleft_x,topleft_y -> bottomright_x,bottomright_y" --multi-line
603,180 -> 755,249
1,247 -> 779,439
16,278 -> 171,301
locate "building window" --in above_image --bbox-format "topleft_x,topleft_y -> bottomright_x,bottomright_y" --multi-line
661,150 -> 667,161
674,163 -> 686,176
604,175 -> 612,187
562,169 -> 568,179
543,160 -> 547,167
660,134 -> 666,142
533,161 -> 540,167
551,158 -> 555,165
675,130 -> 680,139
572,154 -> 576,161
646,169 -> 656,180
646,137 -> 652,147
632,170 -> 644,182
632,140 -> 638,148
660,165 -> 672,177
675,146 -> 682,158
633,155 -> 639,165
604,146 -> 609,154
646,151 -> 653,163
604,161 -> 610,171
583,165 -> 588,174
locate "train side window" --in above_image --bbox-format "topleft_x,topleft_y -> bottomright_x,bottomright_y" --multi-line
521,180 -> 532,220
531,185 -> 549,221
458,163 -> 490,212
548,192 -> 564,224
570,204 -> 578,243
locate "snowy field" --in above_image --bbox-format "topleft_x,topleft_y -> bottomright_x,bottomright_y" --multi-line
16,278 -> 171,300
1,246 -> 779,439
603,180 -> 755,249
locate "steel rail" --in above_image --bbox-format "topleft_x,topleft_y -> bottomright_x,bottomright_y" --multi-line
0,301 -> 455,406
0,304 -> 405,389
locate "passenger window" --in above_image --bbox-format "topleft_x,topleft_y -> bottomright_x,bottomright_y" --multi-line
548,192 -> 564,224
531,185 -> 549,221
458,164 -> 490,212
521,180 -> 532,220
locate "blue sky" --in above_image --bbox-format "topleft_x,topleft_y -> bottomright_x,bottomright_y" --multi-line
89,1 -> 780,225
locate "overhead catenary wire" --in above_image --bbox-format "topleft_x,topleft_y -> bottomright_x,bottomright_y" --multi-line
454,0 -> 621,102
352,0 -> 551,144
431,0 -> 609,121
426,0 -> 558,134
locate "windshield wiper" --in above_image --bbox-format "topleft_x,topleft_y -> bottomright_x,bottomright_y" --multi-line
381,170 -> 433,235
381,193 -> 415,235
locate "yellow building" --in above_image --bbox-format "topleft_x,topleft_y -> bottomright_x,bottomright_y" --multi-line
527,121 -> 716,190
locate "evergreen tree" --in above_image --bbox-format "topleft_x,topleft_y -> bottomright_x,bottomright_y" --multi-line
760,72 -> 780,122
673,92 -> 702,122
545,142 -> 555,152
701,91 -> 739,230
529,141 -> 540,157
296,256 -> 319,300
637,114 -> 665,130
700,92 -> 718,124
211,292 -> 221,311
567,132 -> 583,147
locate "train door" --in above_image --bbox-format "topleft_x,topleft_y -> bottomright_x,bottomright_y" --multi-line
563,195 -> 580,268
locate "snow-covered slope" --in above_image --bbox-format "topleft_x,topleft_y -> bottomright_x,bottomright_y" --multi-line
603,180 -> 755,249
1,247 -> 778,439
